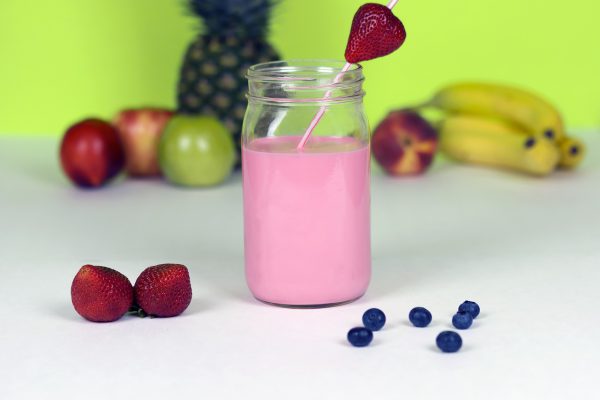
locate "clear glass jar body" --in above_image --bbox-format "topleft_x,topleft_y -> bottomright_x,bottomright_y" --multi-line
242,60 -> 370,306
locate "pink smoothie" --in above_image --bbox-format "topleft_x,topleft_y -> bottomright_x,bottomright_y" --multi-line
242,136 -> 371,306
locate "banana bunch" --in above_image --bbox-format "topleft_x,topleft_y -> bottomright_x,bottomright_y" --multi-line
426,82 -> 585,176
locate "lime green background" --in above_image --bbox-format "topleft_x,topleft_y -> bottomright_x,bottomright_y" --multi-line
1,0 -> 598,134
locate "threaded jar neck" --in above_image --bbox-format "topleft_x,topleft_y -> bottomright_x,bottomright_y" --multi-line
246,60 -> 365,105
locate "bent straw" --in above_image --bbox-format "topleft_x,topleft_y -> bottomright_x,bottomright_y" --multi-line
296,0 -> 400,149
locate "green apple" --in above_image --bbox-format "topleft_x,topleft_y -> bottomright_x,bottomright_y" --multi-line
158,115 -> 236,187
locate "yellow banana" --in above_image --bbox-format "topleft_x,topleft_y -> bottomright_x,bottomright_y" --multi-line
429,82 -> 566,142
557,136 -> 586,169
439,115 -> 560,176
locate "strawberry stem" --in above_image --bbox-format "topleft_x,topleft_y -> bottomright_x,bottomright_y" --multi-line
128,305 -> 148,318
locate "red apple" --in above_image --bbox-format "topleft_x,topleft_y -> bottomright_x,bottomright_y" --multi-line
114,108 -> 173,176
60,118 -> 125,188
372,110 -> 438,176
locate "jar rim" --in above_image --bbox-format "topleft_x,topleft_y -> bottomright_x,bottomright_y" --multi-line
247,59 -> 363,83
246,59 -> 364,104
246,93 -> 365,105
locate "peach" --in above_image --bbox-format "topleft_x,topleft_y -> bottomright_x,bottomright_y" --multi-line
372,110 -> 438,176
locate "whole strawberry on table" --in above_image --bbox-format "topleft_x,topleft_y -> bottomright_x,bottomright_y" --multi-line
71,264 -> 192,322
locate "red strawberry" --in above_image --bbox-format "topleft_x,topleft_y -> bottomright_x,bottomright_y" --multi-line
345,3 -> 406,64
134,264 -> 192,317
71,265 -> 134,322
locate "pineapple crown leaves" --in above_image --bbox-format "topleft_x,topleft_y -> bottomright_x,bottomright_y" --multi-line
188,0 -> 278,38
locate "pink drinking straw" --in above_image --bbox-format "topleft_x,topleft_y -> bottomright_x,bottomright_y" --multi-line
296,0 -> 400,150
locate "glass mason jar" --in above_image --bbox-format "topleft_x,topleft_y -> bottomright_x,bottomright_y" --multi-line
242,60 -> 370,307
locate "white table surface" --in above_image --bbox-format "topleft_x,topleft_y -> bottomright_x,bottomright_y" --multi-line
1,134 -> 599,399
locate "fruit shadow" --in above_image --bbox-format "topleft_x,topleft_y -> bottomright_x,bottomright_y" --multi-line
475,312 -> 488,320
17,152 -> 66,187
428,344 -> 472,354
51,302 -> 84,322
337,339 -> 381,348
50,298 -> 215,322
442,323 -> 481,331
398,320 -> 441,329
180,297 -> 216,316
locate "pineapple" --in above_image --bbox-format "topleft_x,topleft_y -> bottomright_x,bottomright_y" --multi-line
177,0 -> 280,161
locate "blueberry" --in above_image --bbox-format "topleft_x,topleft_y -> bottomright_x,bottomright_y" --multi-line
409,307 -> 432,327
362,308 -> 386,331
436,331 -> 462,353
347,327 -> 373,347
458,300 -> 480,318
452,311 -> 473,329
